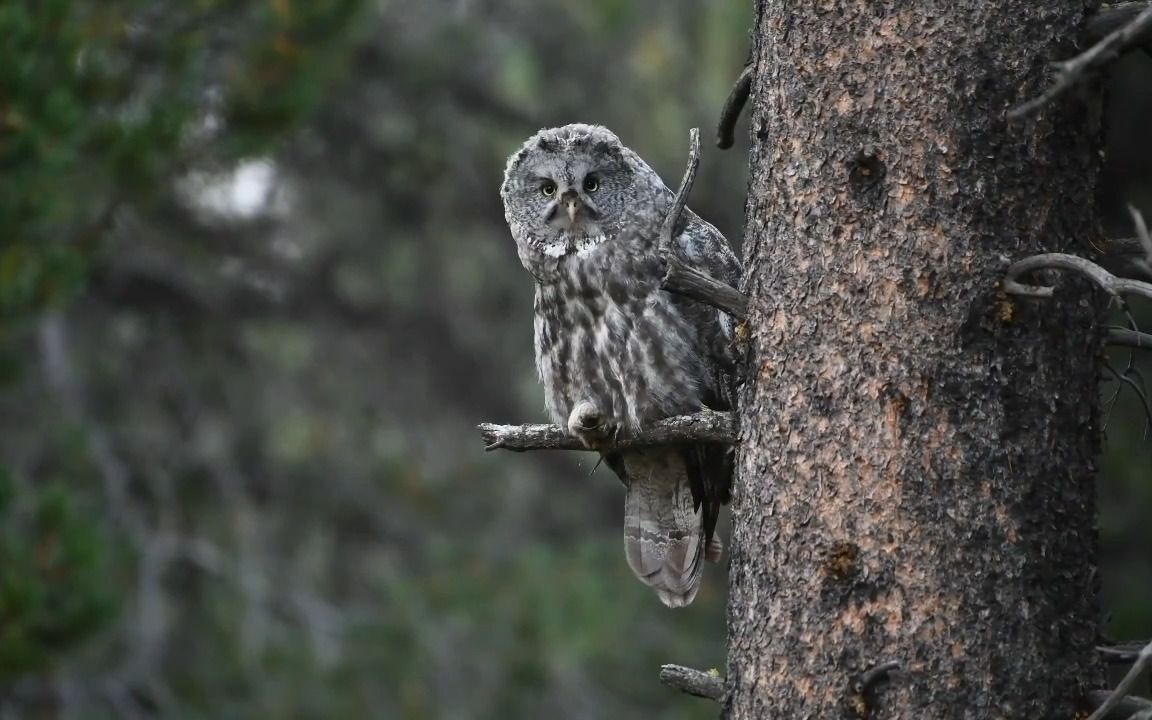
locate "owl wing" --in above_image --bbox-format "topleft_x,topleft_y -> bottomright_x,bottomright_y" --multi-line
677,210 -> 742,289
604,211 -> 741,605
672,212 -> 742,552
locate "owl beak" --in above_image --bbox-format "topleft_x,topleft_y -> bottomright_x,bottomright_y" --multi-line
555,189 -> 595,228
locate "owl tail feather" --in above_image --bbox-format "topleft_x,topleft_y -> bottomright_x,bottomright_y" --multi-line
623,457 -> 704,608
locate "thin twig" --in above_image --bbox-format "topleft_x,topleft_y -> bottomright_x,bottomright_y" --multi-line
659,664 -> 724,701
658,128 -> 751,320
1010,2 -> 1152,119
1089,640 -> 1152,720
1129,205 -> 1152,266
1003,252 -> 1152,299
479,411 -> 736,452
1103,363 -> 1152,433
717,64 -> 754,149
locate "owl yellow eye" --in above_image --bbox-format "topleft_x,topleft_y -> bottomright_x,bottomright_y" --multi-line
540,181 -> 556,197
583,175 -> 600,192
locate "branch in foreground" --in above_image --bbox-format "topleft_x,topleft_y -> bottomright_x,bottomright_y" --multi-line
1088,640 -> 1152,720
479,411 -> 736,452
658,129 -> 751,320
659,664 -> 724,701
1011,2 -> 1152,119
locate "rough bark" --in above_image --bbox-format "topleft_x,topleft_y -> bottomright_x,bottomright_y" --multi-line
726,2 -> 1103,719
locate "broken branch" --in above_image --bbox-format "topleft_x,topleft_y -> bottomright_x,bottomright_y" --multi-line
663,256 -> 750,320
1011,2 -> 1152,119
479,411 -> 737,452
659,664 -> 724,701
658,128 -> 751,321
854,661 -> 901,694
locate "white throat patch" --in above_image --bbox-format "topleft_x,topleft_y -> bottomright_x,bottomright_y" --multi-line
542,232 -> 607,258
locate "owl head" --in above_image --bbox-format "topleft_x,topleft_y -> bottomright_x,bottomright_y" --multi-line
501,124 -> 665,278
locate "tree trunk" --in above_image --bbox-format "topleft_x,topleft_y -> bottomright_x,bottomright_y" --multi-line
726,2 -> 1103,718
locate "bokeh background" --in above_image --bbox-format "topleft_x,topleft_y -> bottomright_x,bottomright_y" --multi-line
0,2 -> 1149,718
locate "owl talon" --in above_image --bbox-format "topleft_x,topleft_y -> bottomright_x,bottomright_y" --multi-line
568,400 -> 618,449
705,533 -> 724,563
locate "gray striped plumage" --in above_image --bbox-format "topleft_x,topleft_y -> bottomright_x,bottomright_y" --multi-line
500,124 -> 741,607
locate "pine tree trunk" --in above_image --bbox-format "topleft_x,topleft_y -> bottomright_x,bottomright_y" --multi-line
725,2 -> 1103,718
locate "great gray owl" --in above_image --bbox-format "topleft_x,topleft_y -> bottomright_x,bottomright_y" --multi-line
500,124 -> 741,607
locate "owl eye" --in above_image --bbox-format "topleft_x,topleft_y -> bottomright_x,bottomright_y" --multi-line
540,181 -> 557,197
583,175 -> 600,193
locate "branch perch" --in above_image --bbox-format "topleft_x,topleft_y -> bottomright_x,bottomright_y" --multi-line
658,128 -> 751,321
479,411 -> 736,452
659,664 -> 724,701
1011,1 -> 1152,119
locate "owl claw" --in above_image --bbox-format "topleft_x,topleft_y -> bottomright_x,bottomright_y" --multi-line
568,400 -> 619,449
705,532 -> 724,563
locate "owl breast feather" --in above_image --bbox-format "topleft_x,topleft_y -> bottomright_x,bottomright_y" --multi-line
532,254 -> 711,431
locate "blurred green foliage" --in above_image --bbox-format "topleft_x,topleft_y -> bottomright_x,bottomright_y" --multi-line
0,0 -> 366,705
0,0 -> 365,328
0,472 -> 117,679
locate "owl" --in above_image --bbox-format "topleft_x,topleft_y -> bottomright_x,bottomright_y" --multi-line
500,124 -> 742,607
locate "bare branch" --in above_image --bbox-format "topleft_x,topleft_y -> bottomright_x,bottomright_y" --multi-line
1089,640 -> 1152,720
663,256 -> 750,320
658,128 -> 751,320
1010,1 -> 1152,119
1087,691 -> 1152,720
854,661 -> 901,694
1101,641 -> 1152,663
1085,2 -> 1152,44
1108,328 -> 1152,349
1003,253 -> 1152,299
659,664 -> 724,701
717,64 -> 754,149
479,411 -> 736,452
